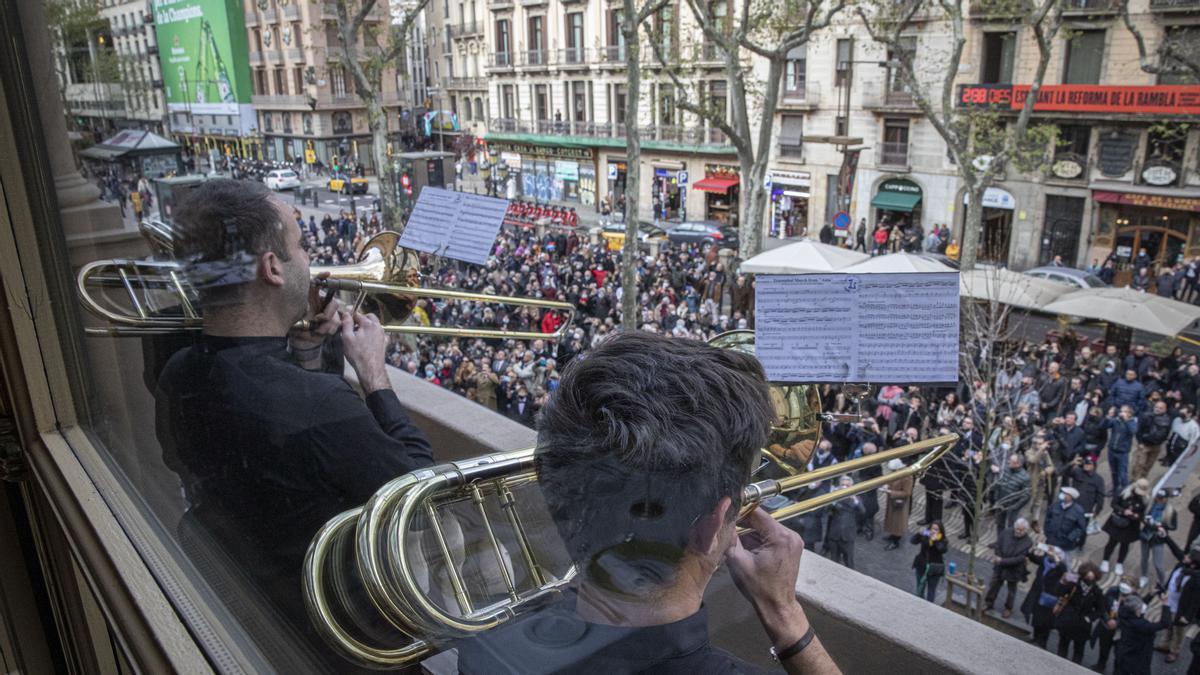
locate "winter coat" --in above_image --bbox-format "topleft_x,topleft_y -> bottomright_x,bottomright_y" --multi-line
990,467 -> 1030,514
1110,379 -> 1147,413
825,496 -> 864,543
1136,411 -> 1172,447
1044,500 -> 1088,551
1054,578 -> 1104,638
1103,415 -> 1139,454
884,474 -> 913,538
1064,466 -> 1106,517
990,528 -> 1033,582
1115,605 -> 1172,675
1103,492 -> 1148,545
1021,551 -> 1067,626
910,530 -> 948,572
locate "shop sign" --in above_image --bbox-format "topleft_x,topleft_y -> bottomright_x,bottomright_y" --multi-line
879,178 -> 921,194
677,170 -> 688,184
555,160 -> 579,181
962,187 -> 1015,210
1051,157 -> 1084,179
607,164 -> 618,179
957,83 -> 1200,115
1142,165 -> 1178,187
486,141 -> 592,161
499,151 -> 521,169
769,169 -> 811,186
1093,190 -> 1200,213
1097,131 -> 1138,177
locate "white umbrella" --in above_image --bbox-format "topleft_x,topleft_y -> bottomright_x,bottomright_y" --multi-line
740,239 -> 868,274
959,268 -> 1073,311
1041,286 -> 1200,336
840,252 -> 957,274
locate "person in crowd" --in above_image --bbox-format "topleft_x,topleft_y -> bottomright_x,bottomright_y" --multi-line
985,518 -> 1033,619
1114,591 -> 1173,675
154,179 -> 434,667
1133,399 -> 1173,480
1101,479 -> 1152,576
824,476 -> 865,569
1024,544 -> 1069,649
456,332 -> 839,674
989,452 -> 1030,532
1139,489 -> 1179,590
1157,546 -> 1200,664
1044,486 -> 1088,553
1166,404 -> 1200,468
1094,579 -> 1135,672
881,458 -> 913,551
1062,455 -> 1105,541
911,520 -> 949,603
1054,561 -> 1105,664
1103,405 -> 1140,502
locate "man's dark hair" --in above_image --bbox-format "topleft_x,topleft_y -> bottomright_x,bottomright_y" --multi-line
535,332 -> 773,593
173,179 -> 290,305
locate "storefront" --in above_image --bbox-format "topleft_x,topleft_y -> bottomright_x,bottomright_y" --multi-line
962,186 -> 1015,264
694,164 -> 740,225
870,178 -> 923,229
606,157 -> 628,212
1094,189 -> 1200,284
768,169 -> 811,238
484,141 -> 596,205
652,163 -> 686,222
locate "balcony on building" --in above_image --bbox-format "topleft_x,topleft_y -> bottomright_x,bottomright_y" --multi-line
283,3 -> 300,19
697,41 -> 727,64
862,88 -> 921,113
262,6 -> 277,22
489,0 -> 514,9
449,22 -> 483,38
557,47 -> 589,69
486,117 -> 733,150
598,44 -> 626,67
1150,0 -> 1200,10
1062,0 -> 1118,14
249,51 -> 264,66
487,51 -> 515,70
780,82 -> 820,111
969,0 -> 1032,18
245,9 -> 258,25
519,49 -> 548,69
252,95 -> 312,110
447,76 -> 488,90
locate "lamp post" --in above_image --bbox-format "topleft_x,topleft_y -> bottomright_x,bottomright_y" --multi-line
478,155 -> 492,196
495,159 -> 508,199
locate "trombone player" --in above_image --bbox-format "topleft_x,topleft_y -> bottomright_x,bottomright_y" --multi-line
153,179 -> 433,656
457,332 -> 839,674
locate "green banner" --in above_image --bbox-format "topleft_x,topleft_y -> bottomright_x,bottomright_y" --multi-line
152,0 -> 252,115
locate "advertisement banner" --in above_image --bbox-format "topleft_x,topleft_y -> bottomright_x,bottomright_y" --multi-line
153,0 -> 253,116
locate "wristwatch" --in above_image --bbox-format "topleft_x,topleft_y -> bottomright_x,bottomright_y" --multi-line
770,626 -> 815,662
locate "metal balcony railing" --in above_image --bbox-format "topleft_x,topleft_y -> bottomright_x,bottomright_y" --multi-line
520,49 -> 548,67
600,45 -> 626,62
488,52 -> 514,68
283,4 -> 300,19
881,142 -> 909,166
487,118 -> 731,146
698,42 -> 726,62
778,143 -> 804,159
558,47 -> 588,66
1149,0 -> 1199,9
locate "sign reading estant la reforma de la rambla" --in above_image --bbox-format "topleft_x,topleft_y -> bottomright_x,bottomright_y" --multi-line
152,0 -> 253,118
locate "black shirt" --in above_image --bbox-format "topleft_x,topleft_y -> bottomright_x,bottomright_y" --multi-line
456,592 -> 776,675
155,335 -> 433,621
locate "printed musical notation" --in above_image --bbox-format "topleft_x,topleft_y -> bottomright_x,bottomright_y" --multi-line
399,187 -> 509,265
755,273 -> 960,383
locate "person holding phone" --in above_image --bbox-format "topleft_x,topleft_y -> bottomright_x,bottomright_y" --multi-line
910,520 -> 949,602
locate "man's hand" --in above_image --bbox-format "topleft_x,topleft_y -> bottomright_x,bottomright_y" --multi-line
726,508 -> 807,642
289,290 -> 342,367
341,311 -> 391,394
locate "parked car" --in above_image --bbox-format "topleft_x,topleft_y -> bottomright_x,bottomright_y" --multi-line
666,220 -> 739,250
328,173 -> 369,194
264,169 -> 301,191
599,221 -> 668,252
917,253 -> 960,270
1023,266 -> 1107,289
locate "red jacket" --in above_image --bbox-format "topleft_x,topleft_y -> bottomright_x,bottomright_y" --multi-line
540,311 -> 563,335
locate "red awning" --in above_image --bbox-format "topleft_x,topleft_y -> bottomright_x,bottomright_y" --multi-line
693,176 -> 740,193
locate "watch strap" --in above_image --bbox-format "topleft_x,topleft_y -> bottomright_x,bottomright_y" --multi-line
771,626 -> 815,662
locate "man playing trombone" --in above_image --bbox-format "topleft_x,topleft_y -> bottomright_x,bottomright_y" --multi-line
153,179 -> 433,659
457,332 -> 839,674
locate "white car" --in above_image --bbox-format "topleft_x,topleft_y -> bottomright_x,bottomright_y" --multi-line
264,169 -> 301,191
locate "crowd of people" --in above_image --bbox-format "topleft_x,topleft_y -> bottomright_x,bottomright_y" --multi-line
296,202 -> 1200,672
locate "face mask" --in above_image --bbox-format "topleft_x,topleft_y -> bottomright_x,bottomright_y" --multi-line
1105,367 -> 1115,374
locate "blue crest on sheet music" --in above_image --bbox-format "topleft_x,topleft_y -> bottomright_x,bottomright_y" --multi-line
754,273 -> 960,384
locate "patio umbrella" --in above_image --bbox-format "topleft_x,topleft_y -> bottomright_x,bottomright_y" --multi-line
959,268 -> 1073,311
1040,286 -> 1200,336
740,239 -> 868,274
840,252 -> 957,274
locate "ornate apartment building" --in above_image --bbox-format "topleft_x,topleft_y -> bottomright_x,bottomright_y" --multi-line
743,0 -> 1200,272
101,0 -> 167,135
243,0 -> 414,167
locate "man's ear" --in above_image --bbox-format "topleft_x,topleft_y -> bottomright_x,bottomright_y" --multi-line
259,251 -> 285,288
691,496 -> 733,556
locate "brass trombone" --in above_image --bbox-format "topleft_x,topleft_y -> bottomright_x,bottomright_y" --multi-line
77,230 -> 575,340
303,428 -> 957,667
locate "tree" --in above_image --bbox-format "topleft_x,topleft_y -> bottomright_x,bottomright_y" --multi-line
45,0 -> 111,134
618,0 -> 670,329
1119,0 -> 1200,83
650,0 -> 845,260
330,0 -> 431,232
856,0 -> 1064,272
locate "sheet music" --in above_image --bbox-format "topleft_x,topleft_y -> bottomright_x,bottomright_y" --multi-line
399,188 -> 508,265
755,273 -> 959,383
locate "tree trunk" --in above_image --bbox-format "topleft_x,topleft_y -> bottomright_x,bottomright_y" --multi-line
619,0 -> 642,331
364,97 -> 401,232
960,183 -> 985,272
739,153 -> 771,261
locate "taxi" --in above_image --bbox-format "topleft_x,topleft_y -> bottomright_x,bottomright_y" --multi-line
599,220 -> 668,252
328,173 -> 370,194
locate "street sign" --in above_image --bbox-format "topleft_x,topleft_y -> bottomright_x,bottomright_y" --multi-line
607,164 -> 618,180
677,170 -> 688,185
305,149 -> 316,164
833,211 -> 851,230
764,173 -> 773,189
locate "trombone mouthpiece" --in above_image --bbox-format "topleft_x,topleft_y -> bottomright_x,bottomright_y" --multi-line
317,278 -> 363,293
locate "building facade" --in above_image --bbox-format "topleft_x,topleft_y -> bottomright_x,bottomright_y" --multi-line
101,0 -> 167,135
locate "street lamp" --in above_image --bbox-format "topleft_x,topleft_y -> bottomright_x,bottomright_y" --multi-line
478,155 -> 492,196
